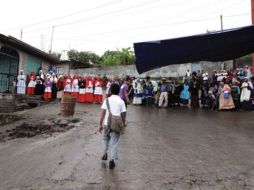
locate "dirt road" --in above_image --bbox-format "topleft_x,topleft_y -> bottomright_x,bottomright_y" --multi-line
0,102 -> 254,190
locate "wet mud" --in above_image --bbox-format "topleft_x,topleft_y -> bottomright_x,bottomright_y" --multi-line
0,102 -> 253,190
0,114 -> 22,126
0,118 -> 81,142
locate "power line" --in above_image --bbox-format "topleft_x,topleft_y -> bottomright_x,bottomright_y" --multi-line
22,12 -> 250,43
0,0 -> 121,32
94,13 -> 250,43
55,0 -> 159,27
3,0 -> 246,37
5,0 -> 250,53
113,0 -> 248,33
13,0 -> 159,34
202,0 -> 248,16
19,0 -> 247,35
60,13 -> 251,41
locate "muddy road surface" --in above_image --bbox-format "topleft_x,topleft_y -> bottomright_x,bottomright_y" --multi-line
0,102 -> 254,190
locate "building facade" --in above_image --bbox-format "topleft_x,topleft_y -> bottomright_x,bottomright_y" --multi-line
0,34 -> 58,93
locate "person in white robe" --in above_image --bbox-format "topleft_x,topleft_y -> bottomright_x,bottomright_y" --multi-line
17,70 -> 26,94
240,77 -> 253,110
133,79 -> 143,105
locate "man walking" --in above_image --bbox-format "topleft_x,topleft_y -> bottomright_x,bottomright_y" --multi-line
99,83 -> 126,169
120,76 -> 132,108
158,78 -> 169,107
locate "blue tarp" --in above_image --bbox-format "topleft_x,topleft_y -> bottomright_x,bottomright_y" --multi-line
134,25 -> 254,74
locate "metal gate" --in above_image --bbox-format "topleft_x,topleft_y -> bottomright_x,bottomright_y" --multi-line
0,52 -> 19,93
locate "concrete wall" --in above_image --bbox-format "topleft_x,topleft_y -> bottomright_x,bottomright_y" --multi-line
55,63 -> 70,76
17,50 -> 28,73
71,61 -> 233,78
18,52 -> 52,75
42,60 -> 52,73
71,64 -> 191,78
0,93 -> 16,113
192,60 -> 233,74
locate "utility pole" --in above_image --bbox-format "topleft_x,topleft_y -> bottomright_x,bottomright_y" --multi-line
49,26 -> 55,54
20,29 -> 23,40
220,15 -> 224,70
41,34 -> 44,51
252,0 -> 254,75
220,15 -> 223,31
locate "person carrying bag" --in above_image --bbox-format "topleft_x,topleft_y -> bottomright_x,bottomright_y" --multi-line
99,83 -> 126,169
106,98 -> 125,134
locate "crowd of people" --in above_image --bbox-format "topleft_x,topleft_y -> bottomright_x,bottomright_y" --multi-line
130,67 -> 254,111
15,67 -> 105,104
16,65 -> 254,111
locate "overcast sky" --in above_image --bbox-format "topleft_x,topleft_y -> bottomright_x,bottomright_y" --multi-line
0,0 -> 252,55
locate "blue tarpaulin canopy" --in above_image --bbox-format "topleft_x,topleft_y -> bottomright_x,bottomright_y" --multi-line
134,25 -> 254,74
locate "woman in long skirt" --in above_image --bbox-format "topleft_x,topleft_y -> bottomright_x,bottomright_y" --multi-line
94,77 -> 103,103
240,78 -> 252,110
219,82 -> 235,110
44,75 -> 52,100
78,79 -> 86,103
71,74 -> 79,100
51,73 -> 58,99
180,79 -> 190,106
27,71 -> 36,95
85,76 -> 94,103
35,76 -> 44,95
63,75 -> 72,95
190,78 -> 200,108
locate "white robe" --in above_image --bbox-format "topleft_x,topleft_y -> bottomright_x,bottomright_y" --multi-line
106,82 -> 111,95
86,81 -> 94,93
79,88 -> 86,94
28,79 -> 36,88
94,81 -> 103,95
133,82 -> 143,105
64,79 -> 72,92
17,74 -> 26,94
72,79 -> 79,93
240,82 -> 251,102
50,77 -> 58,84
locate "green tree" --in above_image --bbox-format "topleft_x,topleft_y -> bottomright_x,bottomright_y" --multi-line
67,49 -> 79,61
67,47 -> 135,68
101,47 -> 135,66
120,47 -> 135,65
67,49 -> 101,64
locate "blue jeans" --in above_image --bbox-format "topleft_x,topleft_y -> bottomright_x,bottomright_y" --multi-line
103,125 -> 120,160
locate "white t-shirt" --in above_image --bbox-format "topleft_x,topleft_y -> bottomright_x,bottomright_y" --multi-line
101,95 -> 126,125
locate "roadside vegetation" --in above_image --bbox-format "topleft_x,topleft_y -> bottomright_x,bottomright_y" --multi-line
51,47 -> 135,68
